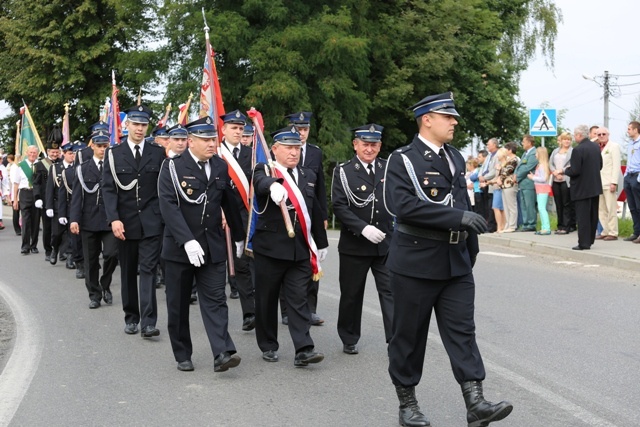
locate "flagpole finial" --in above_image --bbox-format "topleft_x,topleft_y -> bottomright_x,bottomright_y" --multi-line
188,92 -> 193,100
202,7 -> 210,33
137,88 -> 142,106
64,102 -> 69,112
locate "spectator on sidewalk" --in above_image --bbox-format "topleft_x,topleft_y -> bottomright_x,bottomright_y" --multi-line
623,121 -> 640,243
469,150 -> 487,217
485,148 -> 506,233
595,127 -> 622,241
514,135 -> 538,232
478,139 -> 499,232
497,142 -> 519,233
550,132 -> 575,235
466,158 -> 480,212
528,147 -> 552,235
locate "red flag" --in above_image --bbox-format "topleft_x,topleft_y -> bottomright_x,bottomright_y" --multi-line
109,70 -> 121,145
199,23 -> 225,131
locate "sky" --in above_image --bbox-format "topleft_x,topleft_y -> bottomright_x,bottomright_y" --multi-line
518,0 -> 640,146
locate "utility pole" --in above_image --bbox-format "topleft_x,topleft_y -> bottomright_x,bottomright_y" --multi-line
603,70 -> 610,128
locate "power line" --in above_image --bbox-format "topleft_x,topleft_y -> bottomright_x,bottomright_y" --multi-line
612,73 -> 640,78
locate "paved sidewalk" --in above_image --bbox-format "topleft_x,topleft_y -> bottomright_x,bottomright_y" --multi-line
480,229 -> 640,270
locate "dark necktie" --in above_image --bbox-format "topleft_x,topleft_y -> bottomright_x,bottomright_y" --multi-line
198,160 -> 209,179
98,160 -> 103,174
367,163 -> 374,175
301,147 -> 306,166
233,147 -> 239,159
439,148 -> 451,175
134,145 -> 141,165
287,168 -> 297,184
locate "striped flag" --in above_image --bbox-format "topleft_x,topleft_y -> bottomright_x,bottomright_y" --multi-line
199,17 -> 225,131
245,108 -> 269,253
108,70 -> 121,145
177,93 -> 193,125
18,103 -> 46,157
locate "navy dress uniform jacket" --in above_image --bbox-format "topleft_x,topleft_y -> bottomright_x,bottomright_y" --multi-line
158,154 -> 245,264
252,163 -> 329,259
58,166 -> 75,218
384,135 -> 479,280
331,156 -> 392,257
102,142 -> 165,239
45,162 -> 64,213
33,158 -> 55,203
301,143 -> 328,221
69,160 -> 110,232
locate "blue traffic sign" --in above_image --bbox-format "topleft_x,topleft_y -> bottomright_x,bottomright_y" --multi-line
529,109 -> 557,137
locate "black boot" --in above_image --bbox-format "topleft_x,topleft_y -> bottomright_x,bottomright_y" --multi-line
395,386 -> 430,426
75,261 -> 85,279
50,247 -> 58,265
66,257 -> 76,269
461,381 -> 512,427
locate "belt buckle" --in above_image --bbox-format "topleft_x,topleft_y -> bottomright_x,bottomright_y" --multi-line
449,230 -> 460,244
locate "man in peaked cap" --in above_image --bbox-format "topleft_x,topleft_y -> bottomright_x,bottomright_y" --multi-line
47,139 -> 75,266
58,141 -> 85,279
251,126 -> 328,367
33,125 -> 63,261
102,104 -> 166,338
383,92 -> 512,426
69,131 -> 118,309
282,111 -> 327,326
219,109 -> 256,330
241,124 -> 254,146
158,116 -> 245,372
166,124 -> 188,158
151,125 -> 170,149
331,124 -> 393,356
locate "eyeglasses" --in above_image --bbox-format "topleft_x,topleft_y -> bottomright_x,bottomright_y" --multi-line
597,133 -> 608,136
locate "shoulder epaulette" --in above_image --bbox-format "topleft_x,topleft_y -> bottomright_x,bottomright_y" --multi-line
338,159 -> 351,167
307,143 -> 321,150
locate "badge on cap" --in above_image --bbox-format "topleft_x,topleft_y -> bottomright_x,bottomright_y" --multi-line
369,125 -> 375,133
52,143 -> 59,149
187,189 -> 193,195
138,106 -> 143,111
299,113 -> 305,121
235,111 -> 241,118
450,91 -> 454,101
181,181 -> 187,188
431,188 -> 438,197
361,185 -> 367,191
206,117 -> 212,124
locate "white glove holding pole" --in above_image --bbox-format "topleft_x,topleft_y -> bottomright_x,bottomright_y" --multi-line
362,225 -> 386,244
46,209 -> 54,218
318,247 -> 328,262
235,240 -> 245,259
58,217 -> 68,225
269,182 -> 287,204
184,239 -> 205,267
35,199 -> 43,209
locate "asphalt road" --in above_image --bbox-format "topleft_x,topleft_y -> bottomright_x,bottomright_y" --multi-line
0,229 -> 639,426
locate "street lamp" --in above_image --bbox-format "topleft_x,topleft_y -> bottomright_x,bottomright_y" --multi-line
583,71 -> 610,128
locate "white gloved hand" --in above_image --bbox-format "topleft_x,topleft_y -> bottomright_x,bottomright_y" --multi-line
59,217 -> 68,225
46,209 -> 54,218
235,240 -> 245,259
318,247 -> 328,263
361,225 -> 386,244
35,199 -> 43,209
269,182 -> 287,204
184,239 -> 205,267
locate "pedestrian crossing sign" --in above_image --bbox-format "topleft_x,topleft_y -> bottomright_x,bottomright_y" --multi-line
529,109 -> 557,137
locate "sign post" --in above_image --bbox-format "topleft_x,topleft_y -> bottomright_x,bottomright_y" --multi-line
529,108 -> 557,147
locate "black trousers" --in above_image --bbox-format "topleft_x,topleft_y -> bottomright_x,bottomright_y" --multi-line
118,235 -> 160,328
483,188 -> 496,232
337,253 -> 393,345
19,189 -> 39,251
388,271 -> 485,387
81,230 -> 118,302
51,211 -> 69,254
574,196 -> 599,248
254,254 -> 315,353
13,207 -> 21,235
280,279 -> 319,317
70,228 -> 83,263
231,241 -> 255,317
165,260 -> 236,363
41,214 -> 52,254
552,181 -> 576,231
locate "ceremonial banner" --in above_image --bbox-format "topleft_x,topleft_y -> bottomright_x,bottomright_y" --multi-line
62,103 -> 70,146
177,93 -> 193,126
108,70 -> 121,145
245,108 -> 269,253
199,11 -> 225,131
18,103 -> 46,157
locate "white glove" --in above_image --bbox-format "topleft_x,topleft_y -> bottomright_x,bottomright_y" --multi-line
362,225 -> 386,244
35,199 -> 43,209
59,217 -> 68,225
269,182 -> 287,204
184,239 -> 205,267
46,209 -> 54,218
235,240 -> 245,259
318,247 -> 328,263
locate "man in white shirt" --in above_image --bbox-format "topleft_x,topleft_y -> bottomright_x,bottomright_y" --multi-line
12,145 -> 40,254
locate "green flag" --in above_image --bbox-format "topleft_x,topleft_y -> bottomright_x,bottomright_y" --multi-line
18,104 -> 45,157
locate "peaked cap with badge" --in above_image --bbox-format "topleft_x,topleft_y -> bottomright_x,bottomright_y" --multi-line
352,124 -> 384,143
185,116 -> 217,138
271,126 -> 302,146
409,92 -> 460,118
220,109 -> 247,125
123,105 -> 154,124
285,111 -> 313,128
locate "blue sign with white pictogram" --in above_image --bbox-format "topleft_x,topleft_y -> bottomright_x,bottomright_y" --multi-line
529,109 -> 557,137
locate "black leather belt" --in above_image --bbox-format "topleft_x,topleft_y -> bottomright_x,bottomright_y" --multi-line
396,223 -> 468,244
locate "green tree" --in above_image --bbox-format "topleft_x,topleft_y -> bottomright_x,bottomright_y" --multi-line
0,0 -> 163,150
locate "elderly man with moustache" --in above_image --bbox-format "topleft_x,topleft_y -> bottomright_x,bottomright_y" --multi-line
594,127 -> 622,241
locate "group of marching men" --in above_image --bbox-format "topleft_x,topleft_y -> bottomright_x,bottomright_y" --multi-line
13,92 -> 515,426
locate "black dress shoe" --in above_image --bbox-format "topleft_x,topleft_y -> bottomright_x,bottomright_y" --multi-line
31,248 -> 39,254
294,349 -> 324,367
140,325 -> 160,338
177,360 -> 194,371
310,313 -> 324,326
572,245 -> 590,250
262,350 -> 279,362
59,253 -> 68,261
281,316 -> 288,325
65,258 -> 75,269
214,352 -> 241,372
190,293 -> 197,304
624,234 -> 638,241
124,323 -> 139,334
50,249 -> 58,265
229,290 -> 239,299
45,253 -> 51,262
21,249 -> 29,255
242,315 -> 256,331
89,300 -> 101,309
103,290 -> 113,305
343,344 -> 358,355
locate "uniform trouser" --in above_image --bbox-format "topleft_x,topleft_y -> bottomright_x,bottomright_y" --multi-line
598,188 -> 619,237
519,188 -> 537,229
19,189 -> 39,251
165,260 -> 236,363
280,279 -> 319,317
70,228 -> 83,263
41,213 -> 52,254
337,253 -> 393,345
50,214 -> 69,256
119,235 -> 160,328
624,174 -> 640,236
552,181 -> 576,231
231,241 -> 255,317
575,196 -> 599,248
254,254 -> 314,353
81,230 -> 118,302
388,271 -> 485,387
13,207 -> 21,234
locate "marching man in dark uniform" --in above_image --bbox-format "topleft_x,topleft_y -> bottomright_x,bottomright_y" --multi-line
102,105 -> 165,338
47,141 -> 75,266
69,131 -> 118,309
158,116 -> 245,372
252,127 -> 329,367
58,143 -> 85,278
33,126 -> 62,262
384,93 -> 512,427
331,124 -> 393,355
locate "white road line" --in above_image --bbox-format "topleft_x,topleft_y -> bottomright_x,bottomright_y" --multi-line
480,251 -> 525,258
0,281 -> 43,427
319,286 -> 618,427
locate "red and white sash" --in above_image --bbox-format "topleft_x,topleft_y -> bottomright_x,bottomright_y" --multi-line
219,143 -> 250,211
272,163 -> 322,280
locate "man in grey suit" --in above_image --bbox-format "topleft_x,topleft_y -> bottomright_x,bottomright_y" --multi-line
478,138 -> 499,232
